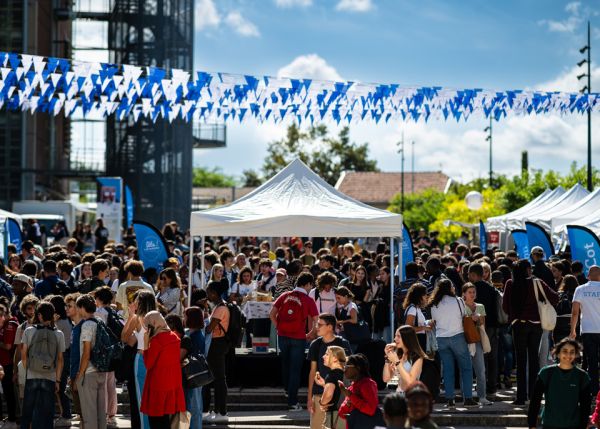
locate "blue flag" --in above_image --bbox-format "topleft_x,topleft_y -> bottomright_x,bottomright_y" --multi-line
133,221 -> 169,271
125,185 -> 134,228
7,218 -> 22,253
511,229 -> 530,260
479,220 -> 487,252
401,223 -> 415,281
567,225 -> 600,276
0,220 -> 7,264
525,221 -> 554,258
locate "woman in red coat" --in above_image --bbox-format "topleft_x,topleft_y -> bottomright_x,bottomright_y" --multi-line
141,311 -> 187,429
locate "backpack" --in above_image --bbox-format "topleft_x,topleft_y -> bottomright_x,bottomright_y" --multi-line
555,291 -> 573,317
88,318 -> 124,372
104,307 -> 125,340
27,325 -> 59,374
419,358 -> 441,400
218,302 -> 244,347
277,291 -> 305,325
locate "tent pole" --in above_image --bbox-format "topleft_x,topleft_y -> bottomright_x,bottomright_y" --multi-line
389,237 -> 395,341
397,234 -> 402,342
187,236 -> 194,306
201,236 -> 206,289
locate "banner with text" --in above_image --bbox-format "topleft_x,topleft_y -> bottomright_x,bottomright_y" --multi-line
7,218 -> 22,253
479,220 -> 487,252
97,177 -> 123,244
525,221 -> 554,258
125,185 -> 134,229
133,221 -> 169,272
567,225 -> 600,276
401,223 -> 415,281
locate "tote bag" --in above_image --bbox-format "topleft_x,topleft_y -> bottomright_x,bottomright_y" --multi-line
533,278 -> 557,331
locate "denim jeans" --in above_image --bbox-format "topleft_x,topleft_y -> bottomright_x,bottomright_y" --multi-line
278,336 -> 306,406
59,349 -> 72,418
437,333 -> 473,400
20,378 -> 55,429
484,326 -> 498,393
185,387 -> 203,429
498,325 -> 514,379
538,329 -> 553,368
471,341 -> 487,399
582,333 -> 600,396
512,321 -> 542,402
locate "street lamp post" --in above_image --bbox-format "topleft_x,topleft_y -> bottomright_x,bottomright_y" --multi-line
397,132 -> 405,212
484,118 -> 492,187
578,21 -> 592,191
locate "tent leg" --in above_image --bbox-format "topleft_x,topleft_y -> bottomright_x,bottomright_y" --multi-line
389,237 -> 395,343
201,236 -> 206,289
187,236 -> 194,306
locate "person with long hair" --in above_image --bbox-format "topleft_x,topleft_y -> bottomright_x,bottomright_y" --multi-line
382,326 -> 427,393
156,268 -> 182,316
334,287 -> 360,351
313,345 -> 346,429
337,354 -> 384,429
402,283 -> 431,351
141,311 -> 186,428
121,290 -> 157,429
372,266 -> 392,341
554,274 -> 579,342
530,338 -> 590,429
502,259 -> 558,406
462,283 -> 492,405
429,279 -> 476,408
347,266 -> 370,324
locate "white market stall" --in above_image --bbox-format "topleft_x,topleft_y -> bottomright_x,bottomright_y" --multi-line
188,158 -> 403,333
486,188 -> 553,232
522,184 -> 590,229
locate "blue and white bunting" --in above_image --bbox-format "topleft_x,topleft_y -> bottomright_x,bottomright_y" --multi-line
0,52 -> 598,124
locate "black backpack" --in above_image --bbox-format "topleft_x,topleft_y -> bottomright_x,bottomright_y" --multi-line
104,307 -> 125,340
218,302 -> 244,347
419,358 -> 441,400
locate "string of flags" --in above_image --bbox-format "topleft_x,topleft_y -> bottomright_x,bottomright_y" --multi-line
0,52 -> 598,124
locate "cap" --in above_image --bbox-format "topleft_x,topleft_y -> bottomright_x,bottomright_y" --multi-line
530,246 -> 544,256
276,268 -> 287,276
13,274 -> 32,287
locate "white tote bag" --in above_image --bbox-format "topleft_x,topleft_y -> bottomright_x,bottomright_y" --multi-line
533,278 -> 557,331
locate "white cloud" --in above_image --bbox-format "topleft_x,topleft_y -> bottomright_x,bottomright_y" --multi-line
274,0 -> 312,7
277,54 -> 343,81
336,0 -> 373,13
539,1 -> 584,33
196,0 -> 220,30
534,65 -> 600,92
225,11 -> 260,37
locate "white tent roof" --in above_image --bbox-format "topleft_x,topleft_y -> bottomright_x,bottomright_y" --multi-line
486,188 -> 560,232
502,186 -> 566,231
190,159 -> 403,237
557,207 -> 600,237
523,184 -> 590,229
0,209 -> 22,225
540,188 -> 600,234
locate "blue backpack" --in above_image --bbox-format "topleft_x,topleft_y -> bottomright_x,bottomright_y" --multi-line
88,318 -> 123,372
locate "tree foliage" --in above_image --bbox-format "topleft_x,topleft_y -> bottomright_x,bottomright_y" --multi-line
192,166 -> 236,187
262,124 -> 379,185
388,189 -> 446,231
241,169 -> 264,187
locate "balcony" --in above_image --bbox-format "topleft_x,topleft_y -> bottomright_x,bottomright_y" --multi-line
193,123 -> 227,149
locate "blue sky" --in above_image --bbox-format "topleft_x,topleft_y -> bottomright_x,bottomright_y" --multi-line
193,0 -> 600,182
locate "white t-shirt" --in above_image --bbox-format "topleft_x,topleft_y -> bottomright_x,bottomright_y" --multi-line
404,305 -> 426,334
80,320 -> 98,373
232,282 -> 256,297
431,295 -> 464,338
573,281 -> 600,334
309,288 -> 337,315
116,280 -> 154,318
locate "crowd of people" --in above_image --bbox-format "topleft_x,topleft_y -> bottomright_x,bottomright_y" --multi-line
0,222 -> 600,429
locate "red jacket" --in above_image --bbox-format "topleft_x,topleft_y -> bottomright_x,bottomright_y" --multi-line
338,377 -> 379,419
141,331 -> 186,416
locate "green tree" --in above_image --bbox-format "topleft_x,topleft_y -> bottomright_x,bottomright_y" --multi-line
262,124 -> 379,185
241,169 -> 264,187
388,188 -> 446,231
192,166 -> 236,187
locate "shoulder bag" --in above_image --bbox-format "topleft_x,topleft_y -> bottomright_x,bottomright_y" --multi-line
456,298 -> 480,344
182,352 -> 214,388
533,278 -> 557,331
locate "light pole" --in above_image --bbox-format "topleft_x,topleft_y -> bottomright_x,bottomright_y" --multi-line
396,132 -> 405,212
578,21 -> 592,191
411,140 -> 415,194
484,117 -> 492,187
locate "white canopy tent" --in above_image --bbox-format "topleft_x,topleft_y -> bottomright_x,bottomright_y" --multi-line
486,189 -> 553,231
188,159 -> 404,334
557,208 -> 600,239
0,209 -> 22,226
503,187 -> 567,231
522,184 -> 590,230
539,188 -> 600,236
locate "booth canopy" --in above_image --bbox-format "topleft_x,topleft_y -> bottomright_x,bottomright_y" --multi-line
486,188 -> 560,232
190,159 -> 403,237
541,188 -> 600,234
523,184 -> 590,229
0,209 -> 22,225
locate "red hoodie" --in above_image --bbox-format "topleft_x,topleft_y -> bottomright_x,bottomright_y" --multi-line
338,376 -> 379,420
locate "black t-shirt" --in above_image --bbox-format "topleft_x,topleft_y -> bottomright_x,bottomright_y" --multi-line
323,368 -> 344,411
308,336 -> 351,395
